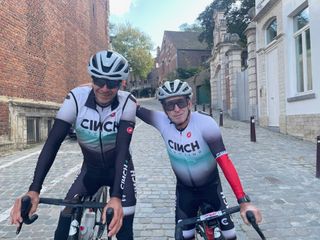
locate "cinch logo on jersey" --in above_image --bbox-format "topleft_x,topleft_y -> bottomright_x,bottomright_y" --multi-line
80,119 -> 119,132
120,162 -> 128,189
168,140 -> 200,153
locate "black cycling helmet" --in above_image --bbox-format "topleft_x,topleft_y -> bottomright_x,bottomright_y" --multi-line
157,79 -> 193,101
87,50 -> 129,80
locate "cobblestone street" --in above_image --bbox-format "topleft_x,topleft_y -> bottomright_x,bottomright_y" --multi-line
0,98 -> 319,239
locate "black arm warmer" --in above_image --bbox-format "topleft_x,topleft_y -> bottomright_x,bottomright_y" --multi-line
111,119 -> 135,199
136,106 -> 154,125
29,119 -> 71,193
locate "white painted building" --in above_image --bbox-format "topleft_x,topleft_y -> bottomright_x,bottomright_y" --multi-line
255,0 -> 320,141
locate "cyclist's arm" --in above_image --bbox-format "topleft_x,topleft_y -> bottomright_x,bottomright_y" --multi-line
215,153 -> 245,199
202,116 -> 245,200
136,106 -> 166,130
111,94 -> 136,199
28,119 -> 71,192
29,92 -> 77,193
111,119 -> 135,198
136,105 -> 154,124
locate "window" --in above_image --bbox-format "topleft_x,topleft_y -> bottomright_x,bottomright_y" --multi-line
27,117 -> 40,143
293,7 -> 312,93
266,19 -> 277,44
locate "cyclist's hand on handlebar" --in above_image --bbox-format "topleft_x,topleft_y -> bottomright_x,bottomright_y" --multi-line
103,197 -> 123,237
239,202 -> 262,225
10,191 -> 39,226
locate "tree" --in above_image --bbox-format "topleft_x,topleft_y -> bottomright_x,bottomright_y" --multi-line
197,0 -> 232,48
197,0 -> 254,48
110,22 -> 154,80
176,67 -> 201,79
178,22 -> 203,32
225,0 -> 255,46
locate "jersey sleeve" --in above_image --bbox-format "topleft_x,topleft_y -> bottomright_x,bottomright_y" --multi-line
29,119 -> 71,193
136,106 -> 167,131
111,93 -> 136,198
201,116 -> 227,158
200,114 -> 245,200
111,119 -> 135,198
120,94 -> 137,123
56,91 -> 77,124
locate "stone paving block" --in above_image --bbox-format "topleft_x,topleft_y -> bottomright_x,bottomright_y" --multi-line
1,99 -> 320,239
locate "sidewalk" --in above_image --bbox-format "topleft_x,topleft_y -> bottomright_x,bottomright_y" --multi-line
132,99 -> 320,239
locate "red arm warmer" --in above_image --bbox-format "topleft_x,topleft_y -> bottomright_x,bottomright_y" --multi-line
216,154 -> 245,200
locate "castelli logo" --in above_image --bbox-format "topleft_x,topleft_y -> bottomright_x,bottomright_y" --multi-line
187,132 -> 192,138
127,127 -> 133,134
110,112 -> 116,117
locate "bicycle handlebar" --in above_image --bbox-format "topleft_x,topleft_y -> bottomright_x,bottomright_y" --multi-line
40,197 -> 106,209
106,208 -> 114,240
16,195 -> 107,235
246,211 -> 266,240
16,196 -> 38,234
175,205 -> 265,240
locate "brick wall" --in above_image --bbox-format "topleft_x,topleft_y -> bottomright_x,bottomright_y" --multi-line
0,0 -> 109,150
177,50 -> 210,69
0,0 -> 109,103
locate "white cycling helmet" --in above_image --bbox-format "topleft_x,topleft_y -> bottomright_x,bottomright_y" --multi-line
87,50 -> 129,80
157,79 -> 193,100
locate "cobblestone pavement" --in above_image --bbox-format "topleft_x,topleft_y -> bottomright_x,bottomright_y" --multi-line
0,98 -> 319,239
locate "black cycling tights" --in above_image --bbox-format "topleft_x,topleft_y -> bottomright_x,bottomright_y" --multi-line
54,211 -> 134,240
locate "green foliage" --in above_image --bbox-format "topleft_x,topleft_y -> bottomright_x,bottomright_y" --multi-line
111,22 -> 154,80
197,0 -> 254,48
225,0 -> 255,46
176,67 -> 201,79
197,0 -> 233,48
179,21 -> 203,32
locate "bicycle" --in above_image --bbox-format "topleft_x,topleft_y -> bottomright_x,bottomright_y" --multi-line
16,186 -> 114,240
175,203 -> 266,240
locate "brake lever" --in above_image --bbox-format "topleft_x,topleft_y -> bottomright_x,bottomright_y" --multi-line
106,208 -> 114,240
16,195 -> 38,235
246,211 -> 266,240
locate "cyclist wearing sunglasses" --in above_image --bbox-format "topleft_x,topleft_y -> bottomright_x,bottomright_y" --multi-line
136,79 -> 262,240
11,50 -> 137,239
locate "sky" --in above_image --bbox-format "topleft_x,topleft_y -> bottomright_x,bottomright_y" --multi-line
109,0 -> 213,53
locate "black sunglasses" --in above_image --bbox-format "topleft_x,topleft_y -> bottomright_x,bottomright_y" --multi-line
163,98 -> 188,111
92,77 -> 121,89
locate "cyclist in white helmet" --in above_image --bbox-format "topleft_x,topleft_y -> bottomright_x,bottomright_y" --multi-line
11,50 -> 137,239
137,79 -> 262,240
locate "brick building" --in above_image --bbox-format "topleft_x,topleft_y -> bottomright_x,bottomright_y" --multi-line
157,31 -> 211,84
0,0 -> 110,151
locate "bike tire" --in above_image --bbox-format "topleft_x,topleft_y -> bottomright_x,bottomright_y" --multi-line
92,186 -> 108,239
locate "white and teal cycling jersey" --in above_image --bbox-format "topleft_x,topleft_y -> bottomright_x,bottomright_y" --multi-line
57,85 -> 136,156
28,85 -> 137,199
137,108 -> 227,187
